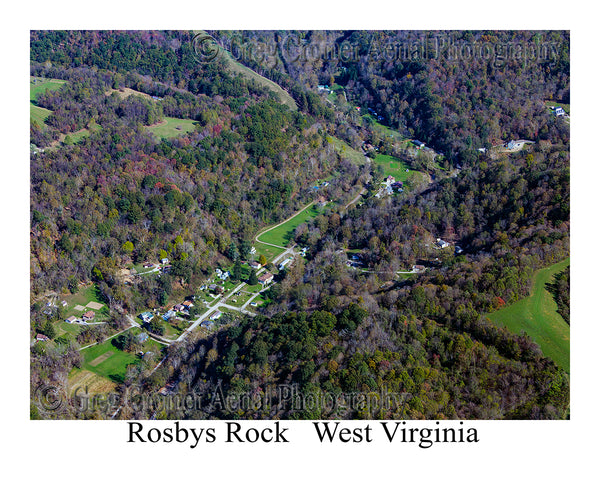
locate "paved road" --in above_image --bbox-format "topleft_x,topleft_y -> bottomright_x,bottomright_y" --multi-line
177,281 -> 248,343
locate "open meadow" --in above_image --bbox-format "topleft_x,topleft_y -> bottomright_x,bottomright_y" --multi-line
487,258 -> 570,372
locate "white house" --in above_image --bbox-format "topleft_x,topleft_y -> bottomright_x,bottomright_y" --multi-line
554,107 -> 565,117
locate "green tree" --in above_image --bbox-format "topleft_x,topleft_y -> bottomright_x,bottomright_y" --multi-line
41,320 -> 56,339
232,259 -> 242,282
248,269 -> 258,286
67,276 -> 79,293
122,241 -> 134,254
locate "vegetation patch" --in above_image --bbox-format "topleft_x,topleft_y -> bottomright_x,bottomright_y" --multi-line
253,243 -> 286,263
372,154 -> 420,182
80,342 -> 139,383
487,258 -> 570,373
30,77 -> 66,127
144,117 -> 199,140
327,136 -> 367,165
257,204 -> 321,248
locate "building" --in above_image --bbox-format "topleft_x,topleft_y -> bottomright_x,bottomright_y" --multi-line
139,311 -> 154,323
36,333 -> 50,342
435,238 -> 450,249
163,310 -> 176,321
279,258 -> 293,270
209,311 -> 222,321
82,311 -> 95,322
455,245 -> 464,254
65,315 -> 78,324
258,272 -> 274,285
249,261 -> 261,269
412,265 -> 426,273
554,107 -> 565,116
412,140 -> 425,149
200,320 -> 215,330
182,300 -> 194,309
161,258 -> 169,264
250,246 -> 257,255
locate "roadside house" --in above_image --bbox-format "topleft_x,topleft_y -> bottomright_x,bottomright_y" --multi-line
258,272 -> 274,285
82,311 -> 95,322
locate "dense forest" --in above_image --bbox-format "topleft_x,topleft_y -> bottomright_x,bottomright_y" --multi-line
30,30 -> 569,420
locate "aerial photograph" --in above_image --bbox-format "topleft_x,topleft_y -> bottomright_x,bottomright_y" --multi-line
30,30 -> 570,420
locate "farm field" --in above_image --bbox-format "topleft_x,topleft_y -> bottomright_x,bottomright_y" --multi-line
68,368 -> 117,396
487,258 -> 570,373
373,154 -> 420,182
30,105 -> 53,126
145,117 -> 199,140
257,204 -> 321,247
79,341 -> 140,383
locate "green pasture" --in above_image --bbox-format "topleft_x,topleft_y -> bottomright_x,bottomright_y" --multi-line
486,258 -> 570,372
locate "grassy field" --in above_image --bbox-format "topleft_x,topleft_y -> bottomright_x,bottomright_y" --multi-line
31,77 -> 66,102
80,341 -> 140,383
373,154 -> 419,182
145,117 -> 199,140
253,242 -> 286,263
224,290 -> 255,307
30,77 -> 66,127
327,136 -> 368,165
60,284 -> 105,315
257,204 -> 321,247
30,105 -> 53,126
486,258 -> 570,373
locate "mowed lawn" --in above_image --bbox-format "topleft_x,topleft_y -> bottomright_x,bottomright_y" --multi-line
486,258 -> 570,372
145,117 -> 199,140
373,154 -> 419,182
257,204 -> 321,247
80,341 -> 140,383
